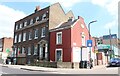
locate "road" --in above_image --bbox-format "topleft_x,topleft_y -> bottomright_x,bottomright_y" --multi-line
1,65 -> 58,74
0,64 -> 119,74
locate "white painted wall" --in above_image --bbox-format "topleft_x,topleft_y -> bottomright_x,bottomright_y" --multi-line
72,47 -> 89,62
82,48 -> 89,61
72,47 -> 80,62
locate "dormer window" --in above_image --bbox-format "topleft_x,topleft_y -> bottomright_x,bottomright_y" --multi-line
30,19 -> 33,25
42,13 -> 46,20
36,16 -> 39,22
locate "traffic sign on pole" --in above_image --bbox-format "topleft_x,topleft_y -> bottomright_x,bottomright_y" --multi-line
87,40 -> 92,47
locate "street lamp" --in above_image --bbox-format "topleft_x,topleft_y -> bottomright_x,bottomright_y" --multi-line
88,20 -> 97,39
88,20 -> 97,68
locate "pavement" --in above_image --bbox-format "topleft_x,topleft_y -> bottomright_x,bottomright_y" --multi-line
0,63 -> 106,72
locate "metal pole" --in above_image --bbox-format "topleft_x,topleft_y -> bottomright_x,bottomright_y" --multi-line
109,29 -> 112,59
88,20 -> 97,68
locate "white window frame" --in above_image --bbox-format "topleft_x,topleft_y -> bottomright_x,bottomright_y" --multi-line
14,35 -> 17,43
23,32 -> 26,41
56,32 -> 62,44
24,21 -> 27,27
14,48 -> 17,55
81,32 -> 85,46
34,29 -> 38,39
42,13 -> 46,20
22,47 -> 25,54
19,23 -> 22,29
29,31 -> 32,40
36,16 -> 39,22
55,49 -> 63,62
27,47 -> 31,55
30,19 -> 33,25
15,24 -> 18,30
41,27 -> 45,37
18,33 -> 22,42
34,45 -> 38,55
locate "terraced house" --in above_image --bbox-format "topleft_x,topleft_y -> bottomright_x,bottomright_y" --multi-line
13,3 -> 74,65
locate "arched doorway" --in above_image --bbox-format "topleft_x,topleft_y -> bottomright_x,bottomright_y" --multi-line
38,40 -> 48,61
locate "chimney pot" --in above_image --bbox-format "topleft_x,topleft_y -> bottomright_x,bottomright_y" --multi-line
35,6 -> 40,12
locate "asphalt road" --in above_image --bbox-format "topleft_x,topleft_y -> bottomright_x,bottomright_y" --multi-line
1,66 -> 58,74
0,65 -> 120,75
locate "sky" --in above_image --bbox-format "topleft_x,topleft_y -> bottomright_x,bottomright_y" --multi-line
0,0 -> 119,38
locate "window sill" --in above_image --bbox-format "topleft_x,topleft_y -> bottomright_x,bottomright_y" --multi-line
56,43 -> 62,45
34,37 -> 38,39
27,54 -> 31,55
29,39 -> 32,40
33,54 -> 38,55
41,36 -> 45,38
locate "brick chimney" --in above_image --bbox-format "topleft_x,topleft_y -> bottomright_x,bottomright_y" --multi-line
78,16 -> 84,21
35,6 -> 40,13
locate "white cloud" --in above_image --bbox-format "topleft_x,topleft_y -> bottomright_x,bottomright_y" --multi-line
0,4 -> 26,38
104,20 -> 117,29
91,0 -> 118,16
91,0 -> 119,31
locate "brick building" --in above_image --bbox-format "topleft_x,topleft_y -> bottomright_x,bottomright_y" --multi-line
0,37 -> 13,63
13,3 -> 75,65
50,16 -> 95,64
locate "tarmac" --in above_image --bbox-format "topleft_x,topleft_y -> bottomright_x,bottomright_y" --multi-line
1,64 -> 119,74
0,63 -> 106,72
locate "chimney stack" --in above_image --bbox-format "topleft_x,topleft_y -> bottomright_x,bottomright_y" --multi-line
35,6 -> 40,13
68,17 -> 74,22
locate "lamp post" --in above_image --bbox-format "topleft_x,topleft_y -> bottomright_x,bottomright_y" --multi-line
88,20 -> 97,68
88,20 -> 97,39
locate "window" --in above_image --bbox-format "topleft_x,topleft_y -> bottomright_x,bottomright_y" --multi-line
22,47 -> 25,54
23,32 -> 26,41
30,19 -> 33,25
56,49 -> 62,62
81,32 -> 85,46
24,21 -> 27,27
15,24 -> 18,30
36,16 -> 39,22
34,29 -> 38,39
29,31 -> 32,40
18,33 -> 22,42
27,59 -> 31,64
19,23 -> 22,29
14,48 -> 17,55
27,47 -> 31,55
17,48 -> 20,55
14,35 -> 17,43
41,27 -> 45,37
42,13 -> 46,20
56,32 -> 62,44
34,45 -> 38,55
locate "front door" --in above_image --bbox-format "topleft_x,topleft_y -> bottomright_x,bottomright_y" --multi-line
39,44 -> 47,60
56,49 -> 62,62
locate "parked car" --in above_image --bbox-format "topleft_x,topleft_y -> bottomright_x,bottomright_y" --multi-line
108,58 -> 120,67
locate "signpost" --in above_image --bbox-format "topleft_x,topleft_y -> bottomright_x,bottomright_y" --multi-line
87,40 -> 92,47
87,40 -> 93,68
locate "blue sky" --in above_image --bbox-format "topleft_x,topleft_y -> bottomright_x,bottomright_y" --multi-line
0,0 -> 118,38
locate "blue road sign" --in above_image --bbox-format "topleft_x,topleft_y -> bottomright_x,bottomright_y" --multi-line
87,40 -> 92,47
